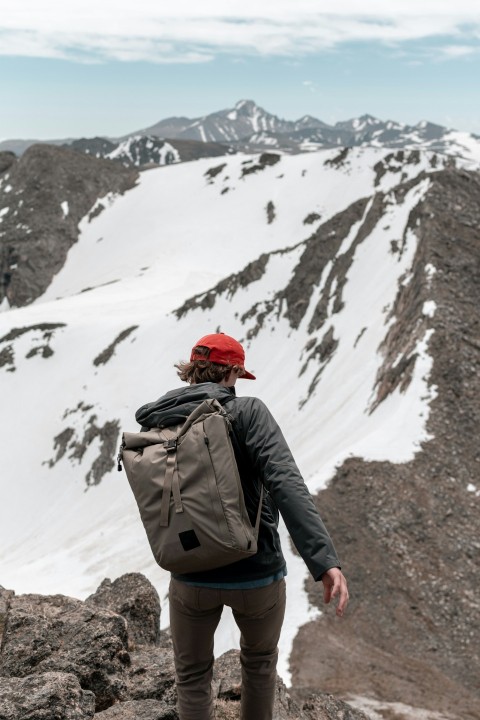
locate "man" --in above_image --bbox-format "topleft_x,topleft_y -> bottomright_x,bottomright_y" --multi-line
135,332 -> 348,720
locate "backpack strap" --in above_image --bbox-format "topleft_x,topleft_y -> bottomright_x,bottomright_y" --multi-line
158,399 -> 263,534
159,430 -> 183,527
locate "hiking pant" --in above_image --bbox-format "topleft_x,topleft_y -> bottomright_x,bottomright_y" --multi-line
169,576 -> 287,720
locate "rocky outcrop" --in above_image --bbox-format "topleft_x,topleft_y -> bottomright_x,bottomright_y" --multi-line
0,574 -> 368,720
66,137 -> 233,168
93,327 -> 139,367
86,574 -> 161,648
0,593 -> 130,711
0,153 -> 15,175
0,672 -> 96,720
46,413 -> 120,488
0,144 -> 138,307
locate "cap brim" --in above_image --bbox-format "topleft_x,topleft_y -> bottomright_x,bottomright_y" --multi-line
240,369 -> 256,380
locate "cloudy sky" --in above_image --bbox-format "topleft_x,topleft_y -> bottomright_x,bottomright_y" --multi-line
1,0 -> 480,139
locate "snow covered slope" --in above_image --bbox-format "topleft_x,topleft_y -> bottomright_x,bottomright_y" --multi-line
0,147 -> 446,683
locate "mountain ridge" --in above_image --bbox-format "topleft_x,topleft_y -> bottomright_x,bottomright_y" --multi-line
2,99 -> 480,167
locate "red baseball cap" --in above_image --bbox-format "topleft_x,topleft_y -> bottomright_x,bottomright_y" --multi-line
191,333 -> 256,380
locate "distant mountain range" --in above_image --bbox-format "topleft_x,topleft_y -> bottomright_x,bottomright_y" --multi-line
1,99 -> 480,167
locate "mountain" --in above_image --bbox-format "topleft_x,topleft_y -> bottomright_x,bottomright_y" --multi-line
3,99 -> 480,168
0,136 -> 234,169
136,99 -> 298,142
0,145 -> 138,307
1,145 -> 479,719
65,135 -> 234,168
132,100 -> 480,165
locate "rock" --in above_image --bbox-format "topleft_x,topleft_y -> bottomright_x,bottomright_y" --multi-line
125,647 -> 176,705
212,649 -> 242,701
300,692 -> 371,720
0,586 -> 14,646
0,151 -> 16,175
86,574 -> 160,648
94,699 -> 178,719
211,650 -> 368,720
0,671 -> 95,720
0,593 -> 130,711
0,582 -> 371,720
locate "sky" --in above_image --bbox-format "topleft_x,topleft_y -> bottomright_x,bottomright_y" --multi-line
1,0 -> 480,140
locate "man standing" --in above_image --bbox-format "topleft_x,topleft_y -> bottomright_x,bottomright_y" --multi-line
135,332 -> 349,720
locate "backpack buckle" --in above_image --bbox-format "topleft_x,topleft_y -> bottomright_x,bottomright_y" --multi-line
164,438 -> 177,452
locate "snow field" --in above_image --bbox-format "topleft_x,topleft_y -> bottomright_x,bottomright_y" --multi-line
0,147 -> 441,686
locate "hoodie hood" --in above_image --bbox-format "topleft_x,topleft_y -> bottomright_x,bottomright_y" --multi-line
135,383 -> 236,428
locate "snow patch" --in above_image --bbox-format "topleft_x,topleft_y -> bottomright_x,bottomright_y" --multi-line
347,695 -> 453,720
422,300 -> 436,317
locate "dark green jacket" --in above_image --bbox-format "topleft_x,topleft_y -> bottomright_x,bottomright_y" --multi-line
136,383 -> 340,583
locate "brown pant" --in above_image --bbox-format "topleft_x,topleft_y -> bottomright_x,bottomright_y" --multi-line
169,577 -> 287,720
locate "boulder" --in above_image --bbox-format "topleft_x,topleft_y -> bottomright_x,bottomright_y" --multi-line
126,647 -> 176,705
86,574 -> 160,648
0,671 -> 95,720
0,593 -> 130,711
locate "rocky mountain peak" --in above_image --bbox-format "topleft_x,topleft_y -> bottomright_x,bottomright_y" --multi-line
233,98 -> 261,114
2,101 -> 480,166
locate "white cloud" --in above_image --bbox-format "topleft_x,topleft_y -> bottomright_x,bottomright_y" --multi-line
439,44 -> 477,58
1,1 -> 480,63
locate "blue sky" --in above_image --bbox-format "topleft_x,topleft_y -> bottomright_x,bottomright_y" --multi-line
1,0 -> 480,140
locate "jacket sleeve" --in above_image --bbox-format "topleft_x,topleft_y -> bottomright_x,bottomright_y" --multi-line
235,397 -> 341,581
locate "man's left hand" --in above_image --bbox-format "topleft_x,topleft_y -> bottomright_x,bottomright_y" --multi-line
321,567 -> 349,617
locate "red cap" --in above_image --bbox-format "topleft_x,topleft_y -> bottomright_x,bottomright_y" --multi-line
190,333 -> 256,380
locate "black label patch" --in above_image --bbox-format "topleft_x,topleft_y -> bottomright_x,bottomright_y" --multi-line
179,529 -> 201,552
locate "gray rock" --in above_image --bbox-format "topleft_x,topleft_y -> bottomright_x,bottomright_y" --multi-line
0,152 -> 15,175
211,650 -> 369,720
95,699 -> 178,719
300,692 -> 370,720
212,649 -> 241,701
0,586 -> 14,647
126,647 -> 176,705
86,574 -> 160,648
0,671 -> 95,720
0,593 -> 130,711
